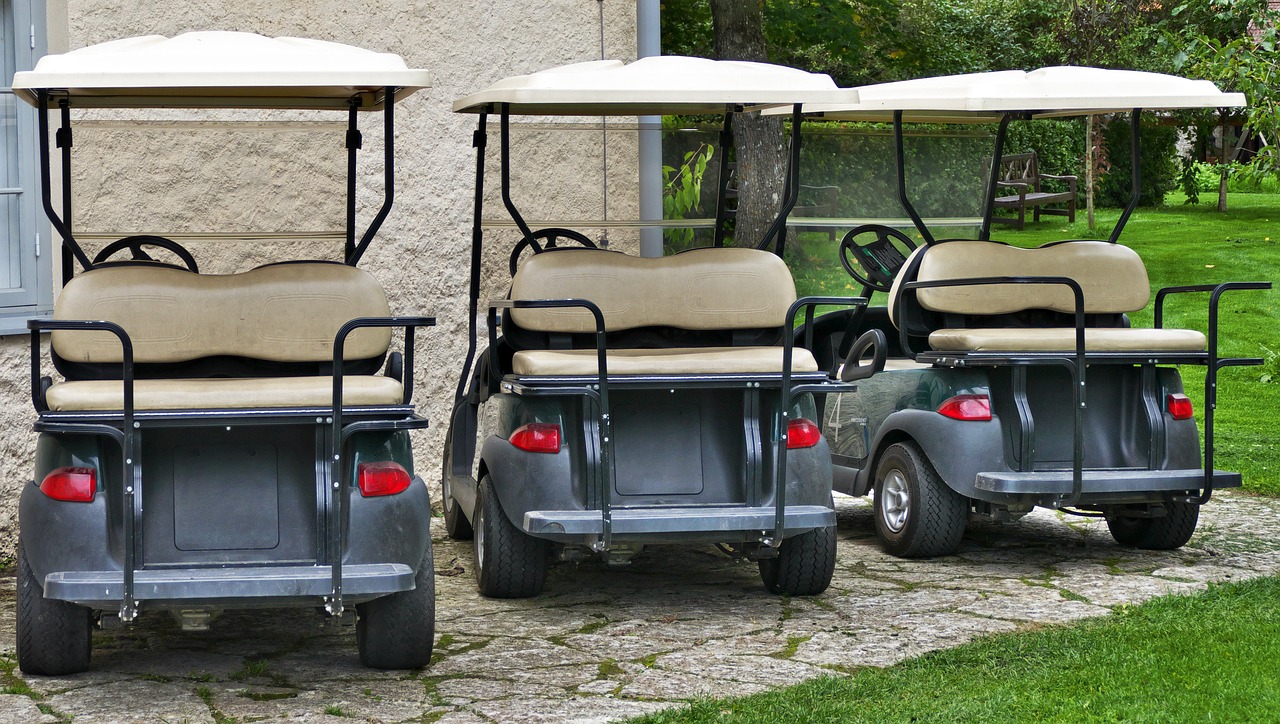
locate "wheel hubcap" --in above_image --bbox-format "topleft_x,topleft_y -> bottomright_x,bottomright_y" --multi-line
880,469 -> 910,533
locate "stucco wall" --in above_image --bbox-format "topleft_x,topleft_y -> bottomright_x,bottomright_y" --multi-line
0,1 -> 639,559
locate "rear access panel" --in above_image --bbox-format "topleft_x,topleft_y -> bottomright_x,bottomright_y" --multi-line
141,425 -> 318,565
608,389 -> 745,502
173,444 -> 279,551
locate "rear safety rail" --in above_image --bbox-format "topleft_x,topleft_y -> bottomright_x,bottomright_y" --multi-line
489,297 -> 614,548
29,319 -> 141,621
328,315 -> 435,616
28,315 -> 434,620
1154,280 -> 1272,503
900,276 -> 1088,505
777,295 -> 868,539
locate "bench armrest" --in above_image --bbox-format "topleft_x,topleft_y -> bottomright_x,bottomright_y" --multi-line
1040,173 -> 1078,193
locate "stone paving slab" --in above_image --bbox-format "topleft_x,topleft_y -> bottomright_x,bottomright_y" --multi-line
3,489 -> 1280,722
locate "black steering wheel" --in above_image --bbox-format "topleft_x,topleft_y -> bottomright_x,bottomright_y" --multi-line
838,224 -> 917,293
509,228 -> 597,276
92,235 -> 199,273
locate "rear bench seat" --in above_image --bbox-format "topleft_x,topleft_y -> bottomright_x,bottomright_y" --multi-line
47,263 -> 400,411
506,247 -> 818,376
893,240 -> 1206,354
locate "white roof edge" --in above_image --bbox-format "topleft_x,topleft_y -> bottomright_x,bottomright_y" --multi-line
771,67 -> 1245,121
453,56 -> 859,115
11,32 -> 431,110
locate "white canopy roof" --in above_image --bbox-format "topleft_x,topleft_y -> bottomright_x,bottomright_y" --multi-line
11,32 -> 431,110
780,67 -> 1245,121
453,56 -> 860,115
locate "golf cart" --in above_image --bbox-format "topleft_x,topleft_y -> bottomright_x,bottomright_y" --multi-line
442,57 -> 864,597
13,32 -> 436,673
792,68 -> 1269,557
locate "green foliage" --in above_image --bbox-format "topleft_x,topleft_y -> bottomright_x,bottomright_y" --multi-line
662,142 -> 714,253
1170,1 -> 1280,179
1096,117 -> 1180,207
1003,118 -> 1086,179
1180,156 -> 1203,204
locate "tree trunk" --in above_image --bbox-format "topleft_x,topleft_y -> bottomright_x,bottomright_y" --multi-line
1086,115 -> 1095,230
1218,112 -> 1228,212
709,0 -> 789,251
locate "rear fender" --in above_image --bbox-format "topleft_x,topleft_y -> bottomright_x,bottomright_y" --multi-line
861,409 -> 1007,500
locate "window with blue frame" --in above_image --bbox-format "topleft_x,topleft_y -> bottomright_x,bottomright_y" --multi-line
0,0 -> 48,334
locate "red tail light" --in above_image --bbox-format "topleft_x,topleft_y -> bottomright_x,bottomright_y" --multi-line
39,466 -> 96,503
1167,393 -> 1194,421
510,423 -> 561,453
357,461 -> 412,497
786,418 -> 822,449
937,394 -> 992,421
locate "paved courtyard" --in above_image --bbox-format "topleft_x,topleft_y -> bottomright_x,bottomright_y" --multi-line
3,489 -> 1280,723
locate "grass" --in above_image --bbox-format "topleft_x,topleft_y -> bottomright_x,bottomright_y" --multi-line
632,577 -> 1280,723
787,192 -> 1280,495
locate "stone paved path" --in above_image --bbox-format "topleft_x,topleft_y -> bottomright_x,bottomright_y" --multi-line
3,489 -> 1280,723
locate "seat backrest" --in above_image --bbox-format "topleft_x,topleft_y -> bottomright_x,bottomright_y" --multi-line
53,263 -> 392,366
509,247 -> 797,335
909,240 -> 1150,318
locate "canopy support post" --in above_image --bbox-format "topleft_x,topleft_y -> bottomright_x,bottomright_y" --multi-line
893,110 -> 935,246
346,88 -> 395,265
1108,109 -> 1143,244
979,114 -> 1013,241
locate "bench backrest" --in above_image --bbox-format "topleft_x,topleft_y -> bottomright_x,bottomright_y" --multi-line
53,263 -> 392,365
509,247 -> 797,334
907,240 -> 1150,317
1000,151 -> 1040,188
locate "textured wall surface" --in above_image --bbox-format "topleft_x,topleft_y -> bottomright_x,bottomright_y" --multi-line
0,1 -> 639,559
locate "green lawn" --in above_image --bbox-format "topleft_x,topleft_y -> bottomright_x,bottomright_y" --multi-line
787,192 -> 1280,495
632,577 -> 1280,723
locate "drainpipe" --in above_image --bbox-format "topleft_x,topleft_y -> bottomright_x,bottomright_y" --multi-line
637,0 -> 663,257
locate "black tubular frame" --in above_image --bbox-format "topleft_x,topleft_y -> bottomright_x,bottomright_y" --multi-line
344,97 -> 363,260
1155,281 -> 1271,502
345,89 -> 397,265
499,105 -> 539,251
487,297 -> 614,547
900,276 -> 1088,505
490,294 -> 866,548
978,114 -> 1014,241
34,88 -> 400,278
29,315 -> 433,619
1108,110 -> 1143,244
776,296 -> 867,537
892,110 -> 935,246
454,111 -> 491,410
711,112 -> 736,247
325,315 -> 434,614
760,104 -> 805,257
29,318 -> 138,619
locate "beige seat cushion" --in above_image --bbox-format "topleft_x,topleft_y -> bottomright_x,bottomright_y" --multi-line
53,263 -> 392,364
45,376 -> 404,411
914,240 -> 1150,316
928,327 -> 1207,353
510,247 -> 797,333
511,346 -> 820,376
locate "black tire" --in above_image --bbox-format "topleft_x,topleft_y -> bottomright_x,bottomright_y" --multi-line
473,475 -> 548,598
16,543 -> 93,676
872,441 -> 968,558
758,524 -> 837,596
441,431 -> 473,541
1106,501 -> 1200,550
356,542 -> 436,669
